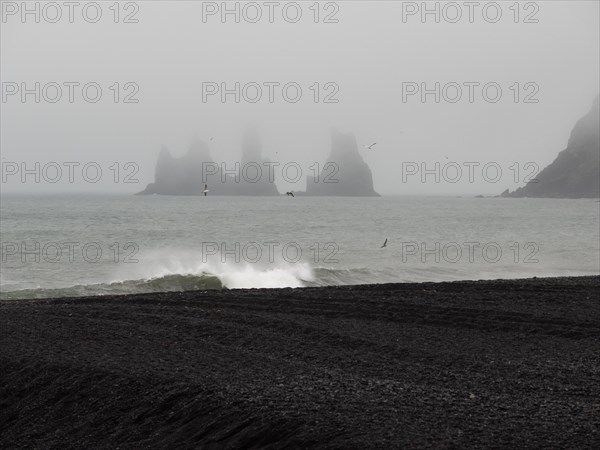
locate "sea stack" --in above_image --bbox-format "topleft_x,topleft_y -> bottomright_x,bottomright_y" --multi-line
304,129 -> 380,196
238,125 -> 280,196
137,128 -> 280,196
137,139 -> 212,195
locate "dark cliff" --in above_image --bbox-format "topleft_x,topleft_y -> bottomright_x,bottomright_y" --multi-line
502,96 -> 599,198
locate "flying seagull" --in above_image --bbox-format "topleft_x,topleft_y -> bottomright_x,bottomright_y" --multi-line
380,238 -> 388,248
364,142 -> 377,150
203,184 -> 209,196
286,191 -> 294,197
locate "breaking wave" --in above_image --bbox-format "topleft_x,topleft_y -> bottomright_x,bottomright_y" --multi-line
2,257 -> 381,300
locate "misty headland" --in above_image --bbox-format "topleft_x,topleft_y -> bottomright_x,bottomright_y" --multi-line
501,95 -> 600,198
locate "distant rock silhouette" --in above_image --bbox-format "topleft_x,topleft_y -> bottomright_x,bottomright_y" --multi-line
136,140 -> 211,195
300,129 -> 380,197
137,128 -> 279,196
502,96 -> 600,198
137,128 -> 380,197
238,125 -> 279,196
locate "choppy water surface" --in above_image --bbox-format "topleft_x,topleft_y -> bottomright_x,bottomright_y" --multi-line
1,195 -> 598,299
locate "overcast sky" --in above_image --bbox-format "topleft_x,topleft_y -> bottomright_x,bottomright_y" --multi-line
1,0 -> 598,195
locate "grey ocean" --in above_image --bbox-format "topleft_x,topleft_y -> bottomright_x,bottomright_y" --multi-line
1,195 -> 599,299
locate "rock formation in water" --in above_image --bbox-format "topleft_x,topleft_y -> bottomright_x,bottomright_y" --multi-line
502,96 -> 600,198
138,128 -> 380,197
300,129 -> 380,197
137,128 -> 279,196
136,139 -> 212,196
237,126 -> 280,196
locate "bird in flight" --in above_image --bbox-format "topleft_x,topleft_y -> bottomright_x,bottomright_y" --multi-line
286,191 -> 294,197
364,142 -> 377,150
380,238 -> 388,248
203,184 -> 209,196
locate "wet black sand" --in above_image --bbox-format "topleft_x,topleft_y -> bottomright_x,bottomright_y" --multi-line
1,276 -> 599,448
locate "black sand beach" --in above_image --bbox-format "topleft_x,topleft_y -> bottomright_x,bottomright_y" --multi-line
1,276 -> 599,448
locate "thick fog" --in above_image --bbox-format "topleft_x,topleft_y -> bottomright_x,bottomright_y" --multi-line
1,1 -> 598,195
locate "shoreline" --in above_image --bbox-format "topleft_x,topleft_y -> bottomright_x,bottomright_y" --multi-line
2,275 -> 599,448
3,274 -> 600,303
